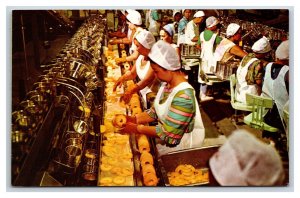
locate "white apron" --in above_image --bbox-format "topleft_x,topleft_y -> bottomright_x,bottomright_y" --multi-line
154,82 -> 205,156
198,32 -> 218,83
214,38 -> 235,62
261,62 -> 289,129
129,27 -> 143,55
235,57 -> 259,104
135,55 -> 152,107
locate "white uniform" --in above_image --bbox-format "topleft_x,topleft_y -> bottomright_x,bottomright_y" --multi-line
154,82 -> 205,156
214,38 -> 235,62
235,57 -> 259,104
198,31 -> 218,83
261,62 -> 289,129
135,55 -> 152,107
184,20 -> 199,45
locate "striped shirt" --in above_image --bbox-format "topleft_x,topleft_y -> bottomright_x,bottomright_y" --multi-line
146,87 -> 196,146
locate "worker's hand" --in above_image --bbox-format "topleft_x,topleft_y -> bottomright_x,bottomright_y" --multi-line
199,69 -> 208,83
109,39 -> 118,45
108,32 -> 115,38
122,84 -> 138,103
120,122 -> 139,134
115,57 -> 127,64
122,92 -> 133,104
113,76 -> 124,91
126,115 -> 137,124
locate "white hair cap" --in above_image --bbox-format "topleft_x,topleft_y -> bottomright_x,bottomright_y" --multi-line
163,24 -> 175,37
126,9 -> 135,14
209,129 -> 285,186
226,23 -> 241,37
148,40 -> 181,71
252,36 -> 272,53
206,16 -> 219,28
275,40 -> 289,60
120,10 -> 126,15
194,11 -> 205,18
173,10 -> 181,17
126,10 -> 142,25
135,30 -> 156,49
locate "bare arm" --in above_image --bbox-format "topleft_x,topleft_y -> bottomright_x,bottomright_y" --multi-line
125,50 -> 140,62
136,112 -> 155,124
137,125 -> 158,137
136,67 -> 155,90
229,45 -> 247,59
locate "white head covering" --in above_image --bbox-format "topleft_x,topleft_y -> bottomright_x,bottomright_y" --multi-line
226,23 -> 241,37
163,24 -> 175,37
173,10 -> 181,17
135,30 -> 156,49
275,40 -> 289,60
120,10 -> 126,15
209,129 -> 285,186
148,40 -> 181,71
193,11 -> 205,18
126,10 -> 142,25
252,36 -> 272,53
206,16 -> 219,28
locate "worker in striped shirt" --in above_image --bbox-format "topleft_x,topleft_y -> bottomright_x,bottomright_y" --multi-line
120,40 -> 205,156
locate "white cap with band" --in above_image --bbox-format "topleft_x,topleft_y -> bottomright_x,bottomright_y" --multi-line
206,16 -> 219,28
252,36 -> 272,53
193,11 -> 205,18
163,24 -> 175,37
126,10 -> 142,25
209,129 -> 285,186
226,23 -> 241,37
135,30 -> 156,49
275,40 -> 289,60
148,40 -> 181,71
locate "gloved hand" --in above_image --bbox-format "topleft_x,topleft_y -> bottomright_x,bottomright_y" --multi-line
126,115 -> 137,123
115,57 -> 127,64
120,122 -> 139,134
113,76 -> 124,91
109,39 -> 118,45
122,91 -> 134,104
122,84 -> 138,103
199,69 -> 208,83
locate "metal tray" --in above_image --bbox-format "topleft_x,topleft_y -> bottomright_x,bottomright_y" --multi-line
157,146 -> 220,186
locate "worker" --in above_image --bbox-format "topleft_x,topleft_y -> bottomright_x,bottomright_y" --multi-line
235,36 -> 272,104
120,40 -> 205,156
214,23 -> 247,63
109,10 -> 144,64
108,10 -> 128,39
261,40 -> 289,131
172,9 -> 182,44
113,30 -> 158,108
198,16 -> 222,101
148,9 -> 161,40
185,11 -> 205,45
159,24 -> 180,58
209,129 -> 285,186
177,9 -> 192,45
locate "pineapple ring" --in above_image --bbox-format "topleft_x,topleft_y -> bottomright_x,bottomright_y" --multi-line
100,177 -> 113,185
113,176 -> 126,185
108,158 -> 118,165
100,163 -> 112,172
